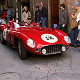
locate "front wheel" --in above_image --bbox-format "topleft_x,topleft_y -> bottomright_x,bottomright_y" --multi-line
18,40 -> 28,60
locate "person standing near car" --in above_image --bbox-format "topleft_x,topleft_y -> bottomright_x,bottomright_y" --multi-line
1,9 -> 7,24
70,1 -> 80,47
59,4 -> 68,33
35,5 -> 41,23
40,2 -> 47,28
76,12 -> 80,46
22,6 -> 31,23
7,7 -> 12,23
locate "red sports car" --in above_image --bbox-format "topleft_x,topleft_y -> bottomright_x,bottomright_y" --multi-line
0,20 -> 71,60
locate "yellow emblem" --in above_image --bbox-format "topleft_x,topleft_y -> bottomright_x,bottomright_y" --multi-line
7,30 -> 10,33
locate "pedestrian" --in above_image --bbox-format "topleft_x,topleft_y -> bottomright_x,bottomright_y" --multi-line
1,9 -> 7,24
35,5 -> 41,23
77,20 -> 80,46
11,7 -> 15,20
59,4 -> 68,33
22,6 -> 31,23
40,2 -> 47,28
0,10 -> 2,25
7,6 -> 12,22
70,1 -> 80,47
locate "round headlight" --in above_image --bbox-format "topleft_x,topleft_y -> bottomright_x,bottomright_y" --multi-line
62,46 -> 66,52
64,35 -> 71,43
27,39 -> 36,48
42,49 -> 46,54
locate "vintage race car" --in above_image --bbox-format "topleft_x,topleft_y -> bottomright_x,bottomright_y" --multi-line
0,20 -> 71,60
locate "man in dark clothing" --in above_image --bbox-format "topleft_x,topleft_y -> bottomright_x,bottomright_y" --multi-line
40,2 -> 47,28
59,4 -> 68,33
7,7 -> 12,22
35,5 -> 41,23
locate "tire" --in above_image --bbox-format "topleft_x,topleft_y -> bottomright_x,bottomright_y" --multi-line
0,30 -> 1,40
18,40 -> 28,60
0,31 -> 6,44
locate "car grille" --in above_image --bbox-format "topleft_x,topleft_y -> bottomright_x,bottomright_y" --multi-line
41,44 -> 63,55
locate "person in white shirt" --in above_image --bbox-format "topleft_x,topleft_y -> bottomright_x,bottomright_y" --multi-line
22,6 -> 31,23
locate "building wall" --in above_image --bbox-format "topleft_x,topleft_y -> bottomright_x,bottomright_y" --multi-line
8,0 -> 16,9
0,0 -> 6,9
60,0 -> 65,4
0,0 -> 16,10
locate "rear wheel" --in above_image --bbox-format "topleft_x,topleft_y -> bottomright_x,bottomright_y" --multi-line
0,31 -> 6,44
18,40 -> 28,60
0,30 -> 1,40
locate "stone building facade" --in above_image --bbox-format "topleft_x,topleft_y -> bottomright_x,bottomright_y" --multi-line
0,0 -> 16,10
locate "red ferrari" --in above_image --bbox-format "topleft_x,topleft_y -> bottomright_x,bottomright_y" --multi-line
0,20 -> 71,60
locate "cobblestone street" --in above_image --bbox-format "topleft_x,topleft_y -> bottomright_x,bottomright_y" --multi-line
0,43 -> 80,80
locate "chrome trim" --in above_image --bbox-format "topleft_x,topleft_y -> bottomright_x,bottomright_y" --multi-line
41,44 -> 64,55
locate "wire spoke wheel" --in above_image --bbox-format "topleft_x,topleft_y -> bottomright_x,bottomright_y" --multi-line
18,40 -> 28,60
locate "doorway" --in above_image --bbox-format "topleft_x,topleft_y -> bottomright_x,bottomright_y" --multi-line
21,0 -> 30,11
51,0 -> 59,27
21,0 -> 30,21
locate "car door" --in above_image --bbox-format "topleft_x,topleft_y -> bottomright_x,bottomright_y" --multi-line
5,24 -> 11,43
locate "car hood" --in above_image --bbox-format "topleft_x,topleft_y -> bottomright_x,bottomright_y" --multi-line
18,27 -> 66,46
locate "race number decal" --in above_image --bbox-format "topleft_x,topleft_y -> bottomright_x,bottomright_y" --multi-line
41,34 -> 58,43
3,28 -> 7,40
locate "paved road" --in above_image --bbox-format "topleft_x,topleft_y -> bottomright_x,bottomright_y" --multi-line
0,43 -> 80,80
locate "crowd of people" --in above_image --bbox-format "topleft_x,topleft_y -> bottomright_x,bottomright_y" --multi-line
70,1 -> 80,47
22,2 -> 47,28
59,1 -> 80,47
0,2 -> 47,28
0,6 -> 14,24
0,1 -> 80,47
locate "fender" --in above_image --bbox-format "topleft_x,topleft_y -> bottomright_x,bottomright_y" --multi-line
0,24 -> 7,31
